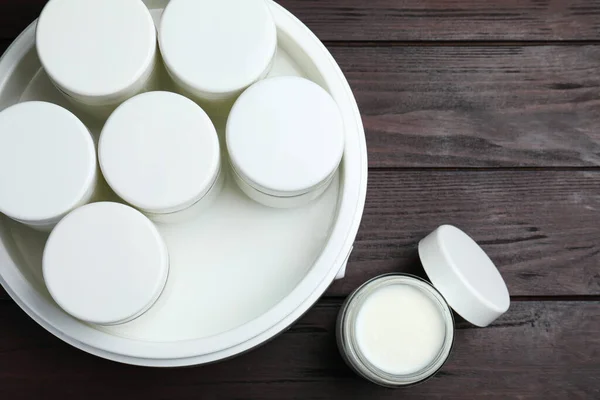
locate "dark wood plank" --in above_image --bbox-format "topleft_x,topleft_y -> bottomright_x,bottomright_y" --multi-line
278,0 -> 600,41
328,169 -> 600,297
0,300 -> 598,399
1,170 -> 599,300
329,45 -> 600,167
1,1 -> 600,42
2,15 -> 600,168
3,43 -> 597,168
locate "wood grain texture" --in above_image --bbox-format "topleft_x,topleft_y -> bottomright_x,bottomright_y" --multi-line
1,0 -> 600,42
0,300 -> 598,399
2,12 -> 600,168
0,1 -> 599,397
3,43 -> 597,168
329,169 -> 600,297
1,169 -> 598,301
329,44 -> 600,167
278,0 -> 600,41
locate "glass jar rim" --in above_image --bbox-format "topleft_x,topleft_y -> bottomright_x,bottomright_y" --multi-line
339,273 -> 456,387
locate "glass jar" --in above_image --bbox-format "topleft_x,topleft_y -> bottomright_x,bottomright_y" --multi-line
226,76 -> 344,208
43,202 -> 170,326
99,91 -> 222,223
159,0 -> 277,118
336,225 -> 511,388
0,102 -> 98,231
337,274 -> 455,387
36,0 -> 158,119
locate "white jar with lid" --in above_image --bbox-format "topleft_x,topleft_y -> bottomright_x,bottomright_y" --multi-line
227,76 -> 345,208
159,0 -> 277,117
337,225 -> 511,387
36,0 -> 158,118
99,91 -> 222,224
43,202 -> 169,326
0,101 -> 98,232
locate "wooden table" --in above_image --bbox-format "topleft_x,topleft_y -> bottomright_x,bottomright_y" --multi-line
1,1 -> 599,398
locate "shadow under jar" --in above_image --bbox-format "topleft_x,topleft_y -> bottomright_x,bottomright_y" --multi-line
36,0 -> 158,119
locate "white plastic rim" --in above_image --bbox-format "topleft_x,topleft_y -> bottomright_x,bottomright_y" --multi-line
227,76 -> 345,201
159,0 -> 277,99
418,225 -> 510,327
43,203 -> 169,326
0,0 -> 367,366
36,0 -> 157,106
0,101 -> 97,228
99,91 -> 220,215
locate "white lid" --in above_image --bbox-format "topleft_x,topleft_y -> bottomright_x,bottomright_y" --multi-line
99,91 -> 220,215
227,77 -> 345,196
0,102 -> 96,224
418,225 -> 510,327
43,202 -> 169,326
159,0 -> 277,97
36,0 -> 156,104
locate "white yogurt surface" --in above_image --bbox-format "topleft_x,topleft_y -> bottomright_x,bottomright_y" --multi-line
355,284 -> 446,376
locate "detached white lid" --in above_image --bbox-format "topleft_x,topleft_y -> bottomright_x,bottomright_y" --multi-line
99,91 -> 220,215
160,0 -> 277,97
0,102 -> 96,224
227,77 -> 345,196
418,225 -> 510,327
43,202 -> 169,326
36,0 -> 156,104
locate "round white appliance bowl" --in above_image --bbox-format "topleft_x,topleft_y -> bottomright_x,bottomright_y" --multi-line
0,0 -> 367,367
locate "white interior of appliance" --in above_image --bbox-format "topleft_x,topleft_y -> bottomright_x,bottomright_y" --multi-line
0,4 -> 341,342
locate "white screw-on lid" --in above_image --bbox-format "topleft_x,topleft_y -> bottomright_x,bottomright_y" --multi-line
159,0 -> 277,98
418,225 -> 510,327
99,91 -> 220,215
0,102 -> 96,224
227,77 -> 345,197
36,0 -> 156,104
43,202 -> 169,326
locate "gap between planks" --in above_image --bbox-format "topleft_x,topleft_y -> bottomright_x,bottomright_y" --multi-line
318,295 -> 600,302
3,39 -> 600,53
2,292 -> 600,303
324,40 -> 600,48
0,299 -> 597,399
369,166 -> 600,172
